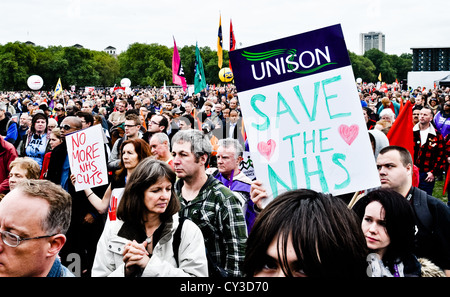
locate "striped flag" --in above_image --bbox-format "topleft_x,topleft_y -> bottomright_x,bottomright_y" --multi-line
217,14 -> 223,69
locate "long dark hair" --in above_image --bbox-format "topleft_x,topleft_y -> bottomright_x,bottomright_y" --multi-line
243,189 -> 368,277
117,158 -> 180,225
353,188 -> 416,267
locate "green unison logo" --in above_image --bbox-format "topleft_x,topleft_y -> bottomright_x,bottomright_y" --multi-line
242,47 -> 337,80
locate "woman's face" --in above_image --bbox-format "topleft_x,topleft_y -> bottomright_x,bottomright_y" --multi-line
143,177 -> 172,215
121,143 -> 139,169
49,133 -> 62,150
363,109 -> 369,123
34,119 -> 47,134
361,201 -> 390,257
254,235 -> 307,277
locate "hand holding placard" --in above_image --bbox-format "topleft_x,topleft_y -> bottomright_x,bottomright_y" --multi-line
66,125 -> 109,192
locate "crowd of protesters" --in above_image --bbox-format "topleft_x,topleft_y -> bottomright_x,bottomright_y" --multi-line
0,82 -> 448,278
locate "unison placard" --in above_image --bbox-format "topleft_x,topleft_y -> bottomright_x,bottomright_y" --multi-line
229,24 -> 380,206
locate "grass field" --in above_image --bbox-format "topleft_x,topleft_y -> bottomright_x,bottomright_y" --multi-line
432,179 -> 449,204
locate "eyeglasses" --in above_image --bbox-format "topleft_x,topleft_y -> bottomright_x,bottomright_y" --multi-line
124,124 -> 137,128
151,121 -> 160,126
61,124 -> 73,130
0,230 -> 57,248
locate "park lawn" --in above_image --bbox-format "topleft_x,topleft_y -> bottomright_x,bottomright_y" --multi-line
433,179 -> 448,204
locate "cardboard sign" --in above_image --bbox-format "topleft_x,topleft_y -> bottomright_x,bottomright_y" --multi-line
229,24 -> 380,206
66,125 -> 108,191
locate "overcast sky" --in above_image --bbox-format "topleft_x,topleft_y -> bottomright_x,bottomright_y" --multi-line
1,0 -> 448,56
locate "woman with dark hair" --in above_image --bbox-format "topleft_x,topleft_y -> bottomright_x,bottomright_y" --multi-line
353,188 -> 445,277
71,138 -> 151,222
243,188 -> 368,277
18,112 -> 51,169
92,158 -> 208,277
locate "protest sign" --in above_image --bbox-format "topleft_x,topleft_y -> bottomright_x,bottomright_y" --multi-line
66,124 -> 108,192
240,151 -> 256,181
229,24 -> 380,206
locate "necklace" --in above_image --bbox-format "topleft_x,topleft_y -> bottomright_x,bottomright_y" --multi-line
145,223 -> 162,245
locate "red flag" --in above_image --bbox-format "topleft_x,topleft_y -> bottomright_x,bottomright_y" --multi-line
444,139 -> 450,194
386,100 -> 418,186
229,19 -> 236,71
386,100 -> 414,159
443,165 -> 450,194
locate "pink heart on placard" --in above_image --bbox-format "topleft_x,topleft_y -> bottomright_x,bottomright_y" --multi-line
338,124 -> 359,145
257,139 -> 276,161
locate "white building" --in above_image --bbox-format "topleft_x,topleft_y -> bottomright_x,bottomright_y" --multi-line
360,32 -> 385,55
104,46 -> 117,56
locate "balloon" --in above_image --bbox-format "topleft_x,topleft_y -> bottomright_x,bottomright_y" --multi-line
120,78 -> 131,87
27,75 -> 44,90
219,68 -> 233,83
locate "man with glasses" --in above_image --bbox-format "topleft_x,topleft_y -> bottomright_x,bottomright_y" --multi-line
143,114 -> 168,144
0,179 -> 73,277
107,113 -> 142,171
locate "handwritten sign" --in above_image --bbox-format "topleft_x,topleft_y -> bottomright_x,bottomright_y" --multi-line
66,125 -> 108,191
229,24 -> 380,206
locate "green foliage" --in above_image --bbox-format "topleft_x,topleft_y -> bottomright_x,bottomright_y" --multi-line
0,42 -> 38,90
117,43 -> 173,87
0,41 -> 409,91
349,48 -> 412,84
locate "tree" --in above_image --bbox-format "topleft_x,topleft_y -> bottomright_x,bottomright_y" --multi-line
118,43 -> 170,87
63,47 -> 100,87
363,49 -> 398,83
348,49 -> 412,84
348,51 -> 377,83
0,41 -> 412,91
35,46 -> 68,90
0,42 -> 38,90
93,51 -> 120,87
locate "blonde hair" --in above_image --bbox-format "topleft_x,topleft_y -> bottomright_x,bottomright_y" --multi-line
9,157 -> 41,179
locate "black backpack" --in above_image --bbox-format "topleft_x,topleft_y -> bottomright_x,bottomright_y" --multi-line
172,217 -> 228,277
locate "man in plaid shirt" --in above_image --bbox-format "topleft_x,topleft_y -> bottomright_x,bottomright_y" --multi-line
413,106 -> 446,195
171,129 -> 247,277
